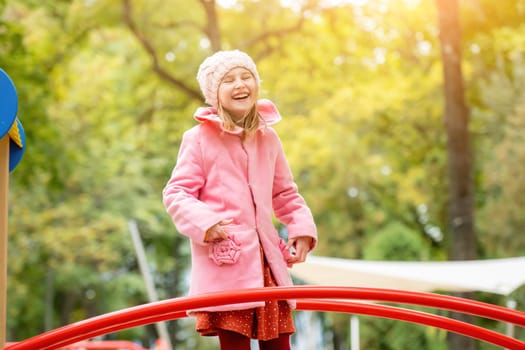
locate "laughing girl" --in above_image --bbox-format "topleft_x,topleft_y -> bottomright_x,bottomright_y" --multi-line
163,50 -> 317,350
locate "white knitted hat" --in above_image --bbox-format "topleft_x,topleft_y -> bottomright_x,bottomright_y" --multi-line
196,50 -> 261,108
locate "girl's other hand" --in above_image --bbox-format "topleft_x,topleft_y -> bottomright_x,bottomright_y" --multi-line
285,236 -> 313,265
204,219 -> 233,242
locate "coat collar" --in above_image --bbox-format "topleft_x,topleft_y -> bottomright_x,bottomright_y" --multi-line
193,98 -> 282,134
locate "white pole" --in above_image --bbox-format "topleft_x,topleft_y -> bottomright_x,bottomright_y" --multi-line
506,299 -> 517,338
350,315 -> 359,350
128,220 -> 173,350
503,298 -> 517,350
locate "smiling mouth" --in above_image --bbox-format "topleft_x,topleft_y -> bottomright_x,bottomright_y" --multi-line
233,93 -> 249,100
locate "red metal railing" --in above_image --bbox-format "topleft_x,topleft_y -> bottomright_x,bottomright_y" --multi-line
4,286 -> 525,350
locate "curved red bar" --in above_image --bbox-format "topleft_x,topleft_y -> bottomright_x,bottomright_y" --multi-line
4,286 -> 525,350
299,300 -> 524,349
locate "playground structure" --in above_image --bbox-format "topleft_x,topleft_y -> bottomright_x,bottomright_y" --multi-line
1,69 -> 26,350
2,286 -> 525,350
5,341 -> 149,350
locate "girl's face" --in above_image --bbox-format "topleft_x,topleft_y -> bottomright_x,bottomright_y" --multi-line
218,67 -> 258,120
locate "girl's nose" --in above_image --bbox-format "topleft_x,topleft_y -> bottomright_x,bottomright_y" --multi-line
233,78 -> 244,86
233,79 -> 245,89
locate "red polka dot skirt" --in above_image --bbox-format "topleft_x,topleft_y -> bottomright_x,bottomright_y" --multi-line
194,251 -> 295,340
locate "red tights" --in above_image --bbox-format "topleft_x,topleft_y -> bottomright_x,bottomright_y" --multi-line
217,329 -> 291,350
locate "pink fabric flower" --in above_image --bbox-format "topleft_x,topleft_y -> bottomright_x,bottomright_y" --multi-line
209,235 -> 241,266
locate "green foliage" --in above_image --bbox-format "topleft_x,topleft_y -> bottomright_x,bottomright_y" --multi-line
469,25 -> 525,258
361,313 -> 447,350
360,222 -> 439,350
2,0 -> 525,348
363,222 -> 428,261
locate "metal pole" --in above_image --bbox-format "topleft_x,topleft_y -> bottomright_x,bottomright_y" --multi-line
506,299 -> 517,337
0,135 -> 10,349
350,315 -> 359,350
128,220 -> 173,350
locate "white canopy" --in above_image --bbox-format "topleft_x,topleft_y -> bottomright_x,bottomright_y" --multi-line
290,256 -> 525,296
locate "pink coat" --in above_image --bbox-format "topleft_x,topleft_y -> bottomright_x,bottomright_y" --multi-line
162,99 -> 317,312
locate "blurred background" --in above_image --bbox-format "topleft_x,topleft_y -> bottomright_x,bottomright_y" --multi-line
1,0 -> 524,349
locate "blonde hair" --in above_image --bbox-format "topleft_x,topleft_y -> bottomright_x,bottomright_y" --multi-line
218,103 -> 263,140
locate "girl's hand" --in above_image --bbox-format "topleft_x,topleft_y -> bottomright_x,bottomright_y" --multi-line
285,236 -> 313,265
204,219 -> 233,242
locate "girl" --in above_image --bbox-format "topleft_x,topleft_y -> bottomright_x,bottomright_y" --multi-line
162,50 -> 317,350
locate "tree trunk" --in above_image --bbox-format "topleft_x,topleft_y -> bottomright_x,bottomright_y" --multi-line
200,0 -> 222,51
331,327 -> 344,350
435,0 -> 477,349
44,269 -> 55,331
168,234 -> 187,349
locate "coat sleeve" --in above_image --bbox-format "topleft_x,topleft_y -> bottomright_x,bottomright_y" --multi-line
270,130 -> 317,249
162,128 -> 224,244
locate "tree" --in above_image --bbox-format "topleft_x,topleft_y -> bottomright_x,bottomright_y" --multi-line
435,0 -> 476,349
3,0 -> 525,348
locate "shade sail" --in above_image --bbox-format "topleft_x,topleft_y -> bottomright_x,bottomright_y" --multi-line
290,256 -> 525,296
